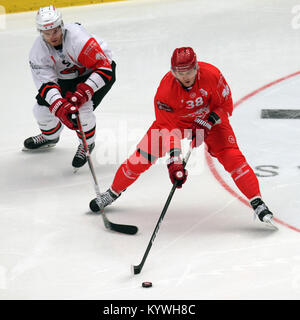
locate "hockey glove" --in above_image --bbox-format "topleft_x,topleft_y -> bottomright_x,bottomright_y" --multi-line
49,98 -> 79,130
64,91 -> 73,101
167,156 -> 188,188
190,112 -> 221,148
68,83 -> 94,108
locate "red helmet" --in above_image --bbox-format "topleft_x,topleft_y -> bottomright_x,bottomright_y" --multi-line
171,47 -> 197,72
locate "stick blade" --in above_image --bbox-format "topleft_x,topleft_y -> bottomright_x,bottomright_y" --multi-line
102,214 -> 138,235
110,223 -> 138,235
131,264 -> 141,275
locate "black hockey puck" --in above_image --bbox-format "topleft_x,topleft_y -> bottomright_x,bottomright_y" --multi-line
142,282 -> 152,288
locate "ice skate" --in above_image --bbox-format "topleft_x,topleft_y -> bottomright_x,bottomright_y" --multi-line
89,188 -> 120,212
72,142 -> 95,172
250,197 -> 278,230
23,134 -> 59,151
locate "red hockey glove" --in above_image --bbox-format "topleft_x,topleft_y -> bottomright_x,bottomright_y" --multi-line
68,83 -> 94,108
49,98 -> 79,130
167,156 -> 188,188
64,91 -> 73,101
190,112 -> 221,148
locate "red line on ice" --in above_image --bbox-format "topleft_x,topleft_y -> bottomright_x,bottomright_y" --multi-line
206,70 -> 300,233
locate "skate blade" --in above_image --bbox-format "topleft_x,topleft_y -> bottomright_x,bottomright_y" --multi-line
263,218 -> 278,231
73,167 -> 79,173
22,144 -> 56,152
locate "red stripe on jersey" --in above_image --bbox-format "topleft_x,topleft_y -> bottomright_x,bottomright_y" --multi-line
41,122 -> 62,135
76,128 -> 95,139
85,128 -> 95,138
94,69 -> 112,81
40,84 -> 60,98
67,53 -> 76,63
76,131 -> 82,138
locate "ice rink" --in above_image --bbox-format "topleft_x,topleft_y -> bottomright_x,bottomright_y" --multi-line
1,0 -> 300,300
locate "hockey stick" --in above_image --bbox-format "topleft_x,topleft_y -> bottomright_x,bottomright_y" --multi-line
74,113 -> 138,235
131,139 -> 195,275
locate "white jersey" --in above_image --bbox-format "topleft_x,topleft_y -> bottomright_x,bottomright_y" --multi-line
29,23 -> 113,105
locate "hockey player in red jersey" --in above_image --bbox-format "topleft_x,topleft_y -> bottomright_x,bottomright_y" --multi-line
23,5 -> 116,170
90,47 -> 274,224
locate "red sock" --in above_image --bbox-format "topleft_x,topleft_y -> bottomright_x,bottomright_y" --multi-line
111,150 -> 152,194
231,163 -> 261,199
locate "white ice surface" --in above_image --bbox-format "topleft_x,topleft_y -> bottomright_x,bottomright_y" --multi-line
1,0 -> 300,300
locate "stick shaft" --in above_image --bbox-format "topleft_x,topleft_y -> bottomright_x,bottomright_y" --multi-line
76,115 -> 103,212
134,141 -> 194,274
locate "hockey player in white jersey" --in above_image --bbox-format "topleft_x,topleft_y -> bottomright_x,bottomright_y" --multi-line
24,5 -> 116,169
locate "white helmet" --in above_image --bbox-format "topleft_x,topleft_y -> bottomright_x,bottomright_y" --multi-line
36,5 -> 63,31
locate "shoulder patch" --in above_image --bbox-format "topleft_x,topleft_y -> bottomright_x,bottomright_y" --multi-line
157,101 -> 173,112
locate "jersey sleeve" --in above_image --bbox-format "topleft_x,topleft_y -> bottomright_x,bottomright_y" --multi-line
209,68 -> 233,121
29,39 -> 62,106
74,25 -> 113,93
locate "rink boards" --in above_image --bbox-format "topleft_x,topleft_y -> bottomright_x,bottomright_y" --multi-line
0,0 -> 124,14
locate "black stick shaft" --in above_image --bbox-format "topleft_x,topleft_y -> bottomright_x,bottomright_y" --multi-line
133,183 -> 177,273
76,114 -> 103,209
133,141 -> 194,274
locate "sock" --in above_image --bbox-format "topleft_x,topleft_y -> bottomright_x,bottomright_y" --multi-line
231,163 -> 261,200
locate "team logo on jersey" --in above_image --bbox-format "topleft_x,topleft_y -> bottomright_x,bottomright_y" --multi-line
156,101 -> 173,112
29,61 -> 43,70
60,65 -> 86,76
190,92 -> 196,99
228,135 -> 235,144
200,88 -> 208,96
222,85 -> 230,98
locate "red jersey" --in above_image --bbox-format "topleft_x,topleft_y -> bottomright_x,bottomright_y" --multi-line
154,62 -> 233,132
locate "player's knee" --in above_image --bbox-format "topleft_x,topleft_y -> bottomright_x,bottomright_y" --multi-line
127,149 -> 153,175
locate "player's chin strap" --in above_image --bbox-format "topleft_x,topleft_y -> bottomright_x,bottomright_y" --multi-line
132,137 -> 196,275
73,112 -> 138,235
